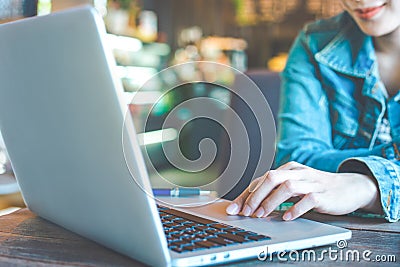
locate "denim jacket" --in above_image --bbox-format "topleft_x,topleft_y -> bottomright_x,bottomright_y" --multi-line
276,12 -> 399,222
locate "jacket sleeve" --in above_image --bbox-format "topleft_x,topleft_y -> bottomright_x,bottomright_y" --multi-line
338,152 -> 400,222
276,30 -> 391,172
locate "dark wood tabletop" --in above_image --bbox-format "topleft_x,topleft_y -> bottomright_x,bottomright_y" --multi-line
0,208 -> 398,266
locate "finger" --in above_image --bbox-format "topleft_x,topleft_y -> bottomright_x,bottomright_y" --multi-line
244,169 -> 313,215
282,193 -> 320,221
226,187 -> 251,215
242,170 -> 299,216
255,180 -> 322,218
227,176 -> 264,215
248,175 -> 266,193
277,161 -> 308,171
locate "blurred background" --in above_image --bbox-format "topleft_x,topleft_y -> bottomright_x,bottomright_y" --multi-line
0,0 -> 344,214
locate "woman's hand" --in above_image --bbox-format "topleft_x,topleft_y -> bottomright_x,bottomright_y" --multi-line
225,161 -> 382,220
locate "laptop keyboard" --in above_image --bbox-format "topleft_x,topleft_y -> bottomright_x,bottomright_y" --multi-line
157,205 -> 271,253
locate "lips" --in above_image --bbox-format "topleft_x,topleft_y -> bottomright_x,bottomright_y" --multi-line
354,4 -> 386,19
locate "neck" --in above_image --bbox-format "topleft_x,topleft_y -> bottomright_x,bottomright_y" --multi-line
373,27 -> 400,54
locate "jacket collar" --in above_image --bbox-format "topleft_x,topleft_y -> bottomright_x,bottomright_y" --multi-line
315,13 -> 375,79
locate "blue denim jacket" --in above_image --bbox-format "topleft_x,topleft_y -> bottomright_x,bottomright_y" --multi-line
276,12 -> 399,222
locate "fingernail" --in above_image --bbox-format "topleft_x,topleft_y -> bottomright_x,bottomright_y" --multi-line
283,212 -> 292,221
226,203 -> 239,215
255,207 -> 264,218
243,205 -> 252,216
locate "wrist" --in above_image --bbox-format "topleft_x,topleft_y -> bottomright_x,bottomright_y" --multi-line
358,173 -> 381,214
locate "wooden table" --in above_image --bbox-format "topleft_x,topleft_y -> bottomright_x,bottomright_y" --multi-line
0,208 -> 398,266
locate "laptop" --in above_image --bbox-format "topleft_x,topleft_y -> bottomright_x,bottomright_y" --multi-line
0,6 -> 351,266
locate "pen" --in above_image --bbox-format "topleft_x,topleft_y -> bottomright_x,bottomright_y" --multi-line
152,188 -> 211,197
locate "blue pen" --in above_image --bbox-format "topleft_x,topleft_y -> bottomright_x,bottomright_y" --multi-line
152,188 -> 211,197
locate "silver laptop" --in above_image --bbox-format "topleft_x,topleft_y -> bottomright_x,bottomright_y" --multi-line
0,6 -> 351,266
